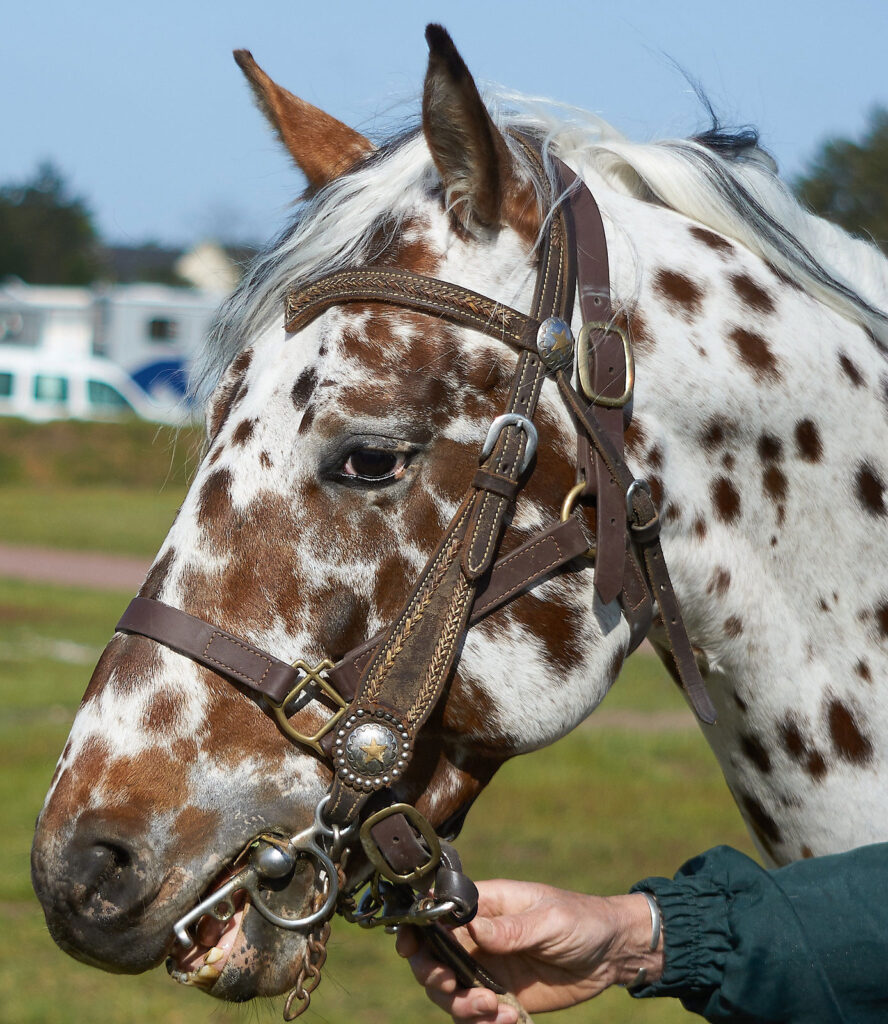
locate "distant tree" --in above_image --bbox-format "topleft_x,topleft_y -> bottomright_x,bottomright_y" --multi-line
0,162 -> 104,284
794,106 -> 888,254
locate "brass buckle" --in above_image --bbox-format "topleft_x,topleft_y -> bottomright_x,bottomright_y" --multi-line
577,321 -> 635,408
560,480 -> 597,559
359,803 -> 442,885
268,660 -> 346,756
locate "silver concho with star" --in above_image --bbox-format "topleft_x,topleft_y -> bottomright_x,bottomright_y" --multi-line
333,709 -> 411,791
536,316 -> 575,372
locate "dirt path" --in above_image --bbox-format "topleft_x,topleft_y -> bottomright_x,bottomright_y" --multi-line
0,543 -> 148,591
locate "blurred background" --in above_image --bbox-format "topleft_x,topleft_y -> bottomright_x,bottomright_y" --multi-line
2,1 -> 886,1021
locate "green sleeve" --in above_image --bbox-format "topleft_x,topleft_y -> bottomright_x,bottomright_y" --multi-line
629,843 -> 888,1023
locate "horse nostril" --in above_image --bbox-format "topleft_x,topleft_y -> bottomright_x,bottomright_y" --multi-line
49,819 -> 159,923
74,841 -> 134,906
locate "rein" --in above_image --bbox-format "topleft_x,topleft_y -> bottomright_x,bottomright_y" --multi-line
115,144 -> 716,1016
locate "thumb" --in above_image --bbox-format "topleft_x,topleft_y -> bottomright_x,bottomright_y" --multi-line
468,912 -> 537,954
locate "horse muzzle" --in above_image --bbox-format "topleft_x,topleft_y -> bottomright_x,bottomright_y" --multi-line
31,808 -> 173,972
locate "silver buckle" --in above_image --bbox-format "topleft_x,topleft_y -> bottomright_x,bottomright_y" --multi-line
479,413 -> 538,474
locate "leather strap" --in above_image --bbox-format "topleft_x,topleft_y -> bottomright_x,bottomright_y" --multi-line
115,516 -> 591,711
556,375 -> 717,724
116,597 -> 300,704
325,161 -> 578,826
327,515 -> 591,701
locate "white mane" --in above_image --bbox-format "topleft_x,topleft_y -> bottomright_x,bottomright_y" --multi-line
194,92 -> 888,404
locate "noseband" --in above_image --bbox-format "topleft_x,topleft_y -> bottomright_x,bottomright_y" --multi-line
116,139 -> 716,1014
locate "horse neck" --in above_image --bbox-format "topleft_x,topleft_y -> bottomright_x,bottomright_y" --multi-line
590,177 -> 888,861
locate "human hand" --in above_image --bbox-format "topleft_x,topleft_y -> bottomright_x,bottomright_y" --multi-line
395,879 -> 663,1024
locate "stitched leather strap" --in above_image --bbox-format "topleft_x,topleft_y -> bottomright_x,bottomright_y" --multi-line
116,597 -> 300,704
116,516 -> 590,711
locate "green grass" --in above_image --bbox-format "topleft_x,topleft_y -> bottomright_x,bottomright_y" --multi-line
0,417 -> 195,555
0,575 -> 755,1024
0,417 -> 203,488
0,485 -> 184,555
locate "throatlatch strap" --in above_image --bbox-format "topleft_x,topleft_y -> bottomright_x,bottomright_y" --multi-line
555,376 -> 717,724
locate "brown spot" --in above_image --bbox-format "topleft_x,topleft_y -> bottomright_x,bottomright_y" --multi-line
259,451 -> 272,469
647,475 -> 664,509
291,367 -> 318,409
794,419 -> 822,462
876,601 -> 888,638
855,659 -> 872,683
690,225 -> 733,255
806,749 -> 827,779
647,445 -> 663,470
207,360 -> 250,440
780,717 -> 828,781
757,434 -> 783,462
172,806 -> 222,845
801,845 -> 814,859
855,461 -> 886,516
654,270 -> 704,317
663,502 -> 682,523
197,468 -> 233,528
838,351 -> 864,387
763,465 -> 788,504
818,598 -> 829,612
707,567 -> 731,597
140,547 -> 175,600
231,418 -> 256,447
730,273 -> 775,315
298,404 -> 316,434
142,689 -> 187,733
728,327 -> 781,382
722,453 -> 735,471
700,417 -> 738,452
692,516 -> 707,539
724,615 -> 744,638
780,719 -> 806,758
827,700 -> 873,764
740,733 -> 772,773
625,309 -> 655,353
739,792 -> 782,847
711,476 -> 741,523
625,419 -> 648,456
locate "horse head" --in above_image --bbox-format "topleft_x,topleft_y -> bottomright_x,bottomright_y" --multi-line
32,27 -> 634,1004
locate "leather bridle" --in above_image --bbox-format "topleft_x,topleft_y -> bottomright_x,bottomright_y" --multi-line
115,139 -> 716,1014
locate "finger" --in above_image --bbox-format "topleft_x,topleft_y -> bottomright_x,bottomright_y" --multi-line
467,911 -> 540,956
425,984 -> 517,1023
406,948 -> 460,993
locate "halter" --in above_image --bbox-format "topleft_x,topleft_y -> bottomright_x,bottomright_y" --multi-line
115,139 -> 716,1015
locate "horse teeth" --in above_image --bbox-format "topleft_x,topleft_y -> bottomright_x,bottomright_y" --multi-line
205,946 -> 224,965
196,964 -> 221,982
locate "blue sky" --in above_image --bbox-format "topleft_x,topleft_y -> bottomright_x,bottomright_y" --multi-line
5,1 -> 887,247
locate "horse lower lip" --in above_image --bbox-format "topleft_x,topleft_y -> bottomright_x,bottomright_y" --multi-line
167,891 -> 249,989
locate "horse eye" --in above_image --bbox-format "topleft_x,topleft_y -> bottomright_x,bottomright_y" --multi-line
341,449 -> 407,482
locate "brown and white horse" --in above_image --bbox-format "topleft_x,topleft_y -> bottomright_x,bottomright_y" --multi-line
31,24 -> 888,1011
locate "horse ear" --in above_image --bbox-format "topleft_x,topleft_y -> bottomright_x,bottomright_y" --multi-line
422,25 -> 538,237
234,50 -> 374,189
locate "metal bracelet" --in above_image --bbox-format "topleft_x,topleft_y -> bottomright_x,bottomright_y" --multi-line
639,890 -> 661,951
